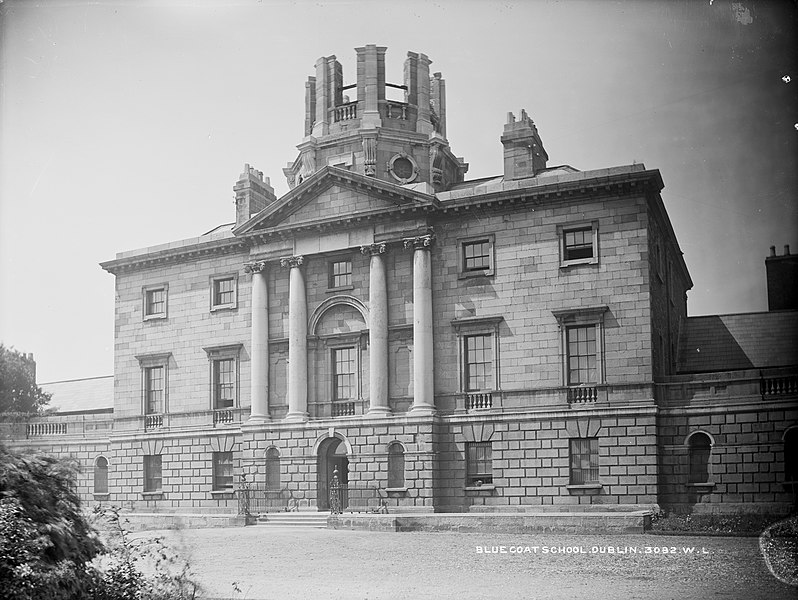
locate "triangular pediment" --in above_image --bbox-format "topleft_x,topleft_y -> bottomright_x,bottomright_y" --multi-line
233,167 -> 437,235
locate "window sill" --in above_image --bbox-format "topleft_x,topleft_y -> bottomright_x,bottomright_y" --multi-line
560,258 -> 598,269
210,489 -> 235,497
464,484 -> 496,492
143,314 -> 167,322
386,487 -> 408,494
141,492 -> 163,499
93,493 -> 111,501
566,483 -> 603,491
458,270 -> 494,280
686,482 -> 715,491
210,304 -> 237,313
326,285 -> 354,294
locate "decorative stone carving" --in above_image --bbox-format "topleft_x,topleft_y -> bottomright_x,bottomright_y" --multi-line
244,261 -> 267,274
361,243 -> 387,256
298,151 -> 316,183
387,152 -> 419,184
362,135 -> 377,177
403,234 -> 434,250
280,256 -> 305,269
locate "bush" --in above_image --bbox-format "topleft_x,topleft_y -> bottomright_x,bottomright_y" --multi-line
0,445 -> 200,600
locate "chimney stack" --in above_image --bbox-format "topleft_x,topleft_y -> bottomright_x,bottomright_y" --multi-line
234,164 -> 277,227
765,244 -> 798,311
501,109 -> 548,180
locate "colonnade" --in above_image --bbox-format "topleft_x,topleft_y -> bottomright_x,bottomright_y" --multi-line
245,234 -> 434,422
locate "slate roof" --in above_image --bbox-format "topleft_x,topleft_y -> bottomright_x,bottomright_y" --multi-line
677,311 -> 798,373
40,376 -> 114,414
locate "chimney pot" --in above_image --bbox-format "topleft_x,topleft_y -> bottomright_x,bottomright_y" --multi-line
785,245 -> 790,256
770,245 -> 776,257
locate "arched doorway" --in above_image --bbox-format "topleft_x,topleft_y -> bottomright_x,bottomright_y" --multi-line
317,437 -> 349,510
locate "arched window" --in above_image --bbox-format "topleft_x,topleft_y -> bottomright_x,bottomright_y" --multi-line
94,456 -> 109,495
265,448 -> 281,490
785,428 -> 798,483
387,443 -> 405,489
688,432 -> 712,484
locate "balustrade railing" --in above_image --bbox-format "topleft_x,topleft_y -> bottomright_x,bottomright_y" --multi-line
466,391 -> 493,410
237,482 -> 294,516
761,375 -> 798,397
384,101 -> 408,120
331,401 -> 356,417
213,409 -> 235,425
144,414 -> 163,429
567,386 -> 598,404
333,102 -> 357,122
329,481 -> 386,514
26,422 -> 67,437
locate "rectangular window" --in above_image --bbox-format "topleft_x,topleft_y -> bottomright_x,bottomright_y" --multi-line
332,347 -> 356,400
329,260 -> 352,289
564,227 -> 593,261
570,438 -> 599,485
143,455 -> 162,492
211,277 -> 236,309
144,286 -> 167,318
566,325 -> 597,385
213,358 -> 236,409
458,235 -> 495,278
464,334 -> 494,391
463,240 -> 491,272
144,366 -> 164,414
213,451 -> 234,491
559,223 -> 598,267
466,442 -> 492,486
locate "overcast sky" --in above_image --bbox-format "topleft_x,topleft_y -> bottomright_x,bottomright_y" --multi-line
1,0 -> 796,384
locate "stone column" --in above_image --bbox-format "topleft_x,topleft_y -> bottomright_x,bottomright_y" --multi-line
362,243 -> 390,416
245,261 -> 270,422
404,234 -> 435,414
281,256 -> 308,422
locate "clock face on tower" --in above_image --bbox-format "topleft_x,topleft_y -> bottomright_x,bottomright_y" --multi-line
387,153 -> 418,184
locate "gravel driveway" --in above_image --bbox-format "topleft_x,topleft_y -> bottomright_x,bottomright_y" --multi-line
149,526 -> 796,600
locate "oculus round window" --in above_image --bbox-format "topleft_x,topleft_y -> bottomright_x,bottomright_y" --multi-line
387,153 -> 418,184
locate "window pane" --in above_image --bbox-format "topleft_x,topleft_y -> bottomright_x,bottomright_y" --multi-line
94,457 -> 109,495
330,260 -> 352,288
146,288 -> 166,316
214,359 -> 235,408
333,347 -> 356,400
466,442 -> 492,485
570,438 -> 599,484
145,366 -> 164,414
463,240 -> 491,271
566,326 -> 597,385
564,227 -> 594,261
388,443 -> 405,488
144,455 -> 162,492
465,334 -> 494,391
213,451 -> 234,491
214,278 -> 235,306
265,448 -> 281,490
689,434 -> 711,483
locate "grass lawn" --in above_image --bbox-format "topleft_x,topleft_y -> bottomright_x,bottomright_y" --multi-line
144,526 -> 797,600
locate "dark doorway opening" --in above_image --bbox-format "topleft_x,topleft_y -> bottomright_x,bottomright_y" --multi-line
317,437 -> 348,510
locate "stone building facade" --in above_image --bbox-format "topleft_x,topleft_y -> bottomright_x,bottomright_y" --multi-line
4,46 -> 796,518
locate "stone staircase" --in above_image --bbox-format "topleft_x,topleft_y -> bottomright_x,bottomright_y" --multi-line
256,511 -> 330,528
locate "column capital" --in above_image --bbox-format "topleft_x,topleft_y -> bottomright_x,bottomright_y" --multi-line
403,234 -> 435,251
360,242 -> 387,256
279,255 -> 305,269
244,261 -> 268,274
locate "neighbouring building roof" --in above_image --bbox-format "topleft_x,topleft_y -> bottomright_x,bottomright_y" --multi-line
677,311 -> 798,373
40,376 -> 114,414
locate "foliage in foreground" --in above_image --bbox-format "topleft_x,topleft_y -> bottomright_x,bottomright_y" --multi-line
0,444 -> 200,599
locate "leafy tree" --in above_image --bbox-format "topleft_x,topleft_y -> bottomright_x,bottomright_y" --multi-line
0,345 -> 51,414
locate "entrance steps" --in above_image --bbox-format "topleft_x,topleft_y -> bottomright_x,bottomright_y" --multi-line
256,511 -> 330,528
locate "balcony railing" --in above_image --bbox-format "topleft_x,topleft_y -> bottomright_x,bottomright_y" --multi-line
384,101 -> 408,120
567,386 -> 598,404
144,414 -> 163,430
26,422 -> 67,437
213,408 -> 236,425
331,401 -> 356,417
466,391 -> 494,410
332,102 -> 357,122
761,375 -> 798,397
